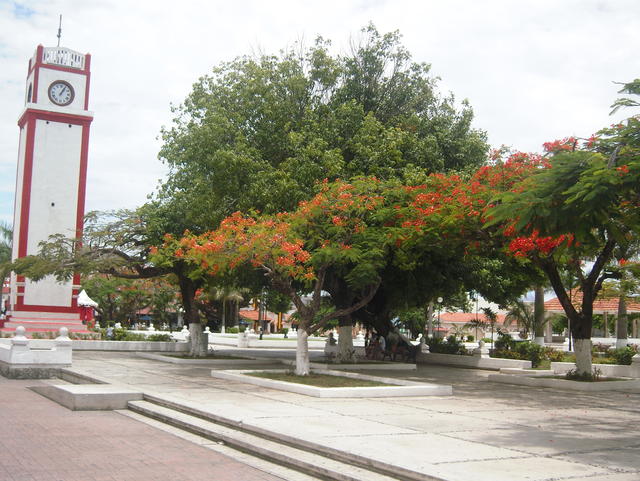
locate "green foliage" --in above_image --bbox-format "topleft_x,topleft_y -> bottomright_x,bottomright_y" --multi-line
466,335 -> 474,342
492,337 -> 569,367
427,335 -> 469,355
394,307 -> 426,337
97,329 -> 173,342
157,25 -> 487,232
146,333 -> 173,342
611,346 -> 637,365
494,332 -> 516,351
544,348 -> 567,363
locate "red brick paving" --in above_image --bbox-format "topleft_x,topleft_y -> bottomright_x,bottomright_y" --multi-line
0,377 -> 284,481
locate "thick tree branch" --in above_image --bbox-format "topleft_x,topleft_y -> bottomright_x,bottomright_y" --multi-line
310,279 -> 381,332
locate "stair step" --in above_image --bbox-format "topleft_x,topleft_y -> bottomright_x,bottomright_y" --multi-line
118,409 -> 323,481
128,400 -> 400,481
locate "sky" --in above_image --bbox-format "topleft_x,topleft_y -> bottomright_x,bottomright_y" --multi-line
0,0 -> 638,227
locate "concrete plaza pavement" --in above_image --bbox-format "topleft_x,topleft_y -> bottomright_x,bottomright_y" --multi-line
0,376 -> 307,481
6,348 -> 640,481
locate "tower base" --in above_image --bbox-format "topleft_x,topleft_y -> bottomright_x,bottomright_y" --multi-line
1,310 -> 92,336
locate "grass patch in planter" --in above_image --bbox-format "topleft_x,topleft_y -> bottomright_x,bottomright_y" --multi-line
247,371 -> 393,388
168,353 -> 251,360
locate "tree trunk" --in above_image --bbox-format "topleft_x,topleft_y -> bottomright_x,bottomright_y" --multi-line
295,328 -> 310,375
425,302 -> 434,338
544,318 -> 553,343
574,338 -> 592,375
337,316 -> 355,362
534,286 -> 545,346
603,312 -> 608,338
221,300 -> 227,334
337,325 -> 354,362
178,276 -> 206,357
616,296 -> 628,349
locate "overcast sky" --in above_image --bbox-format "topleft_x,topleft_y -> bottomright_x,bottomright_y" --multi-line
0,0 -> 638,227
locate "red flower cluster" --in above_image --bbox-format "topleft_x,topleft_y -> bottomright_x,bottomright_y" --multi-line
542,137 -> 576,154
508,231 -> 570,257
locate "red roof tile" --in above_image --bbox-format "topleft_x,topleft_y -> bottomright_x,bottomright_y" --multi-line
544,289 -> 640,313
439,312 -> 506,324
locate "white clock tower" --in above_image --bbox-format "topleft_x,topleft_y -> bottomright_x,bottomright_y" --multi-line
5,44 -> 93,334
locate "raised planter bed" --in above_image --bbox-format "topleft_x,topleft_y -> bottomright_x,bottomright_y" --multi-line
137,352 -> 262,365
488,373 -> 640,392
499,368 -> 555,377
280,359 -> 416,371
210,369 -> 452,398
418,352 -> 532,370
551,361 -> 640,378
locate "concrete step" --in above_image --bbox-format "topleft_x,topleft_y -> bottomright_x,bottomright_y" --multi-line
118,409 -> 324,481
128,399 -> 402,481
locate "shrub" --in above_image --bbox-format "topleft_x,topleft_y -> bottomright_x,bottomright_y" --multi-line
491,339 -> 549,368
543,347 -> 566,363
490,348 -> 521,360
226,327 -> 239,334
494,332 -> 516,351
427,335 -> 469,355
592,343 -> 611,355
146,333 -> 173,342
515,342 -> 545,368
611,346 -> 637,365
466,335 -> 474,342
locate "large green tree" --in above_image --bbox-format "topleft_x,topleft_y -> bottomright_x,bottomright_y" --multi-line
157,24 -> 487,229
155,24 -> 488,351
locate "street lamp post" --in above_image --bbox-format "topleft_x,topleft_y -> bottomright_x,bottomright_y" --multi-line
437,297 -> 443,338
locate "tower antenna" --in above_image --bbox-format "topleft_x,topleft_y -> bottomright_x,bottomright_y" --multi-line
56,14 -> 62,47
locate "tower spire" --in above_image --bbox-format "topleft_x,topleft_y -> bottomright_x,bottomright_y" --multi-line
56,14 -> 62,47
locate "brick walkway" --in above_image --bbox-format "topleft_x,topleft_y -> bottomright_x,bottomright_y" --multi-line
0,377 -> 286,481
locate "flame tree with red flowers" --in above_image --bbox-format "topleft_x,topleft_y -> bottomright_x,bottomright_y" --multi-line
483,81 -> 640,375
154,177 -> 408,375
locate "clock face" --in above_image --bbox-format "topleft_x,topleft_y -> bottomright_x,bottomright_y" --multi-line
48,80 -> 75,106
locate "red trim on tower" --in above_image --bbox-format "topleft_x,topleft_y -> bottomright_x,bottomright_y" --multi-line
39,63 -> 88,75
84,54 -> 91,110
15,117 -> 35,310
16,305 -> 79,314
18,109 -> 93,128
31,46 -> 43,103
17,119 -> 35,259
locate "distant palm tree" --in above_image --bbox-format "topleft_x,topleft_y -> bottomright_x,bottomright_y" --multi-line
212,285 -> 248,333
505,299 -> 534,340
464,318 -> 486,341
0,221 -> 13,279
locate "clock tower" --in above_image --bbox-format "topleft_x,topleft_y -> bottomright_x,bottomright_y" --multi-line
5,45 -> 93,334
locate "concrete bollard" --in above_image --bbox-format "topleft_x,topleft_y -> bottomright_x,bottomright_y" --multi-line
472,340 -> 490,358
630,354 -> 640,378
237,329 -> 249,348
55,327 -> 72,349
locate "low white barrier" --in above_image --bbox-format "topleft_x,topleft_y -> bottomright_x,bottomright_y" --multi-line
551,358 -> 640,378
418,352 -> 532,370
0,326 -> 72,378
209,333 -> 330,349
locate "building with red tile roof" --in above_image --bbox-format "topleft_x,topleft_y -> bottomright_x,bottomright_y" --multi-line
544,290 -> 640,314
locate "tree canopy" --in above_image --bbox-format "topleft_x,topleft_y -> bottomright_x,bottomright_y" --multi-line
156,24 -> 488,230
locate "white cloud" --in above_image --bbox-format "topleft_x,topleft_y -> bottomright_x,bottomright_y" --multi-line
0,0 -> 638,225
